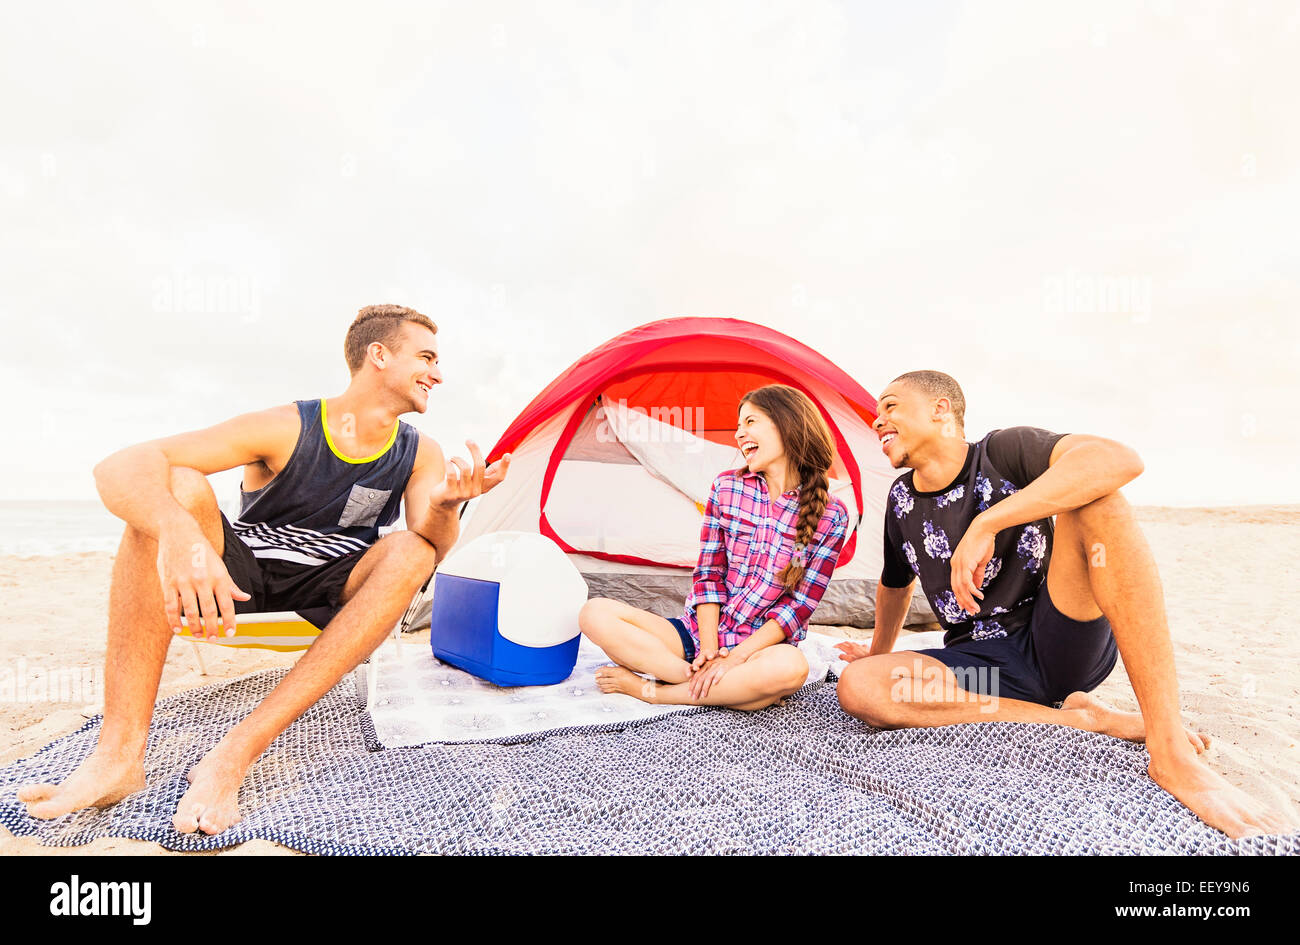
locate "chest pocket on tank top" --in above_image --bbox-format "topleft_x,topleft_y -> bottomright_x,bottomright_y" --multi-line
339,484 -> 392,528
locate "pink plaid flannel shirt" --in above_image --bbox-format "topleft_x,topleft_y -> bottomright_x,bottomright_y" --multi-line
683,470 -> 849,649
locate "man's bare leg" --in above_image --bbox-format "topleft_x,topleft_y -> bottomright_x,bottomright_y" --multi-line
1048,492 -> 1293,837
597,644 -> 809,711
837,651 -> 1159,731
840,492 -> 1294,837
19,467 -> 224,819
172,530 -> 436,835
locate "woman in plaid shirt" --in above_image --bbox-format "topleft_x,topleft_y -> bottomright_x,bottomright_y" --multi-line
579,384 -> 849,708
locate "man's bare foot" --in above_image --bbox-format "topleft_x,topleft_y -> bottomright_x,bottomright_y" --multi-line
1061,691 -> 1210,752
595,664 -> 659,703
18,750 -> 146,819
1148,748 -> 1297,840
173,747 -> 248,836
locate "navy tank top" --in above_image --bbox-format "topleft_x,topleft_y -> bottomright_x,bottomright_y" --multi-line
232,399 -> 420,566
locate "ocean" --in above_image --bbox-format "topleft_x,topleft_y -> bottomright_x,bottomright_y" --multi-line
0,497 -> 435,557
0,501 -> 129,556
0,500 -> 241,557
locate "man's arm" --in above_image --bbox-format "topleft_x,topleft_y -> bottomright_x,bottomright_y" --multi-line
839,500 -> 920,661
401,436 -> 459,563
93,405 -> 301,636
978,434 -> 1142,533
836,578 -> 915,662
94,405 -> 299,538
950,434 -> 1144,613
402,436 -> 510,565
868,579 -> 916,656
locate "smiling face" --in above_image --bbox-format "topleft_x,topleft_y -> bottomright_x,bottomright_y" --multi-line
736,401 -> 787,476
380,322 -> 442,413
872,379 -> 952,469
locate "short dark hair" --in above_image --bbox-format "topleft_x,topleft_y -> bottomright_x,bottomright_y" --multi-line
344,304 -> 438,375
893,370 -> 965,430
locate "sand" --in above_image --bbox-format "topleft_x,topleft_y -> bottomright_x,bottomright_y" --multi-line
2,505 -> 1297,855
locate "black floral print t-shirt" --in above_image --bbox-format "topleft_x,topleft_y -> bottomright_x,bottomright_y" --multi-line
881,427 -> 1067,645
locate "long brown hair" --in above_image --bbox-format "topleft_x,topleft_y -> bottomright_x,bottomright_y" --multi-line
738,384 -> 835,590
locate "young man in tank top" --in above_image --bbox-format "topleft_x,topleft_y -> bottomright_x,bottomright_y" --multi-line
835,371 -> 1294,840
19,305 -> 509,836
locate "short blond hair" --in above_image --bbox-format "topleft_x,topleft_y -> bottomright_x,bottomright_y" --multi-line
344,304 -> 438,374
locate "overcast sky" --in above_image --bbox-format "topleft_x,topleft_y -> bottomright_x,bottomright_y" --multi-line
2,0 -> 1297,507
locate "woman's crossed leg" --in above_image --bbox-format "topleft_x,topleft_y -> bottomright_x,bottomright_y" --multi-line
580,597 -> 808,710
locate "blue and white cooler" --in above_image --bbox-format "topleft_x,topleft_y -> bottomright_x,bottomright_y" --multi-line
428,531 -> 590,686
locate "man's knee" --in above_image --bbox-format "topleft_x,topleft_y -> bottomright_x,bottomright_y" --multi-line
374,531 -> 437,584
1062,491 -> 1134,534
836,659 -> 899,728
169,467 -> 216,515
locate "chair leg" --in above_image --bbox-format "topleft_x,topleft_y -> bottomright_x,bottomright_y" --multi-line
188,639 -> 209,676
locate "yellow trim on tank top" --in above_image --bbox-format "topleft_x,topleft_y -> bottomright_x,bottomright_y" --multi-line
320,398 -> 399,464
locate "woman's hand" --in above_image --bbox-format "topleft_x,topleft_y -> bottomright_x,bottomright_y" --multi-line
688,650 -> 748,702
690,645 -> 728,675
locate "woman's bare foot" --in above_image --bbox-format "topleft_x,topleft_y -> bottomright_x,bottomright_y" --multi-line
595,664 -> 660,703
172,747 -> 248,836
18,750 -> 146,819
1061,691 -> 1210,752
1148,748 -> 1297,839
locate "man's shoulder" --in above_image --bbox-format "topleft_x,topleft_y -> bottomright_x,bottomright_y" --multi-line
201,402 -> 303,444
243,402 -> 304,439
982,426 -> 1067,488
886,471 -> 916,504
410,430 -> 443,464
883,471 -> 921,539
262,402 -> 304,422
983,425 -> 1064,448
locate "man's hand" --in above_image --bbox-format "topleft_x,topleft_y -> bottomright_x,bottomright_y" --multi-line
483,451 -> 511,494
834,641 -> 872,663
157,524 -> 250,640
950,517 -> 996,615
428,440 -> 511,511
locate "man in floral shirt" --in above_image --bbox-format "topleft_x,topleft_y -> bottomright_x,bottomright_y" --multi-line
878,423 -> 1093,693
836,370 -> 1293,840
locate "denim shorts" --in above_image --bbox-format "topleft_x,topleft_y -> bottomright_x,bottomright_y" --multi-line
667,617 -> 697,663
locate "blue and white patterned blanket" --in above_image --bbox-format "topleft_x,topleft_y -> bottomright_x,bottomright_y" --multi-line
2,665 -> 1296,855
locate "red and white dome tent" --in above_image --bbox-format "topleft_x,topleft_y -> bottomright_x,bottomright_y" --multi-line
418,317 -> 933,629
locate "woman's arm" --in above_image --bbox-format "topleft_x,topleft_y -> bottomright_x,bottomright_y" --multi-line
695,603 -> 721,663
689,505 -> 849,700
687,620 -> 785,701
765,505 -> 849,645
726,621 -> 786,661
685,478 -> 729,662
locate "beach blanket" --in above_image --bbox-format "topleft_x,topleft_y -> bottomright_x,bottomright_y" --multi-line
362,632 -> 910,747
1,666 -> 1296,855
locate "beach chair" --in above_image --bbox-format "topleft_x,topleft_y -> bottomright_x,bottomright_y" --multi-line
178,590 -> 426,704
